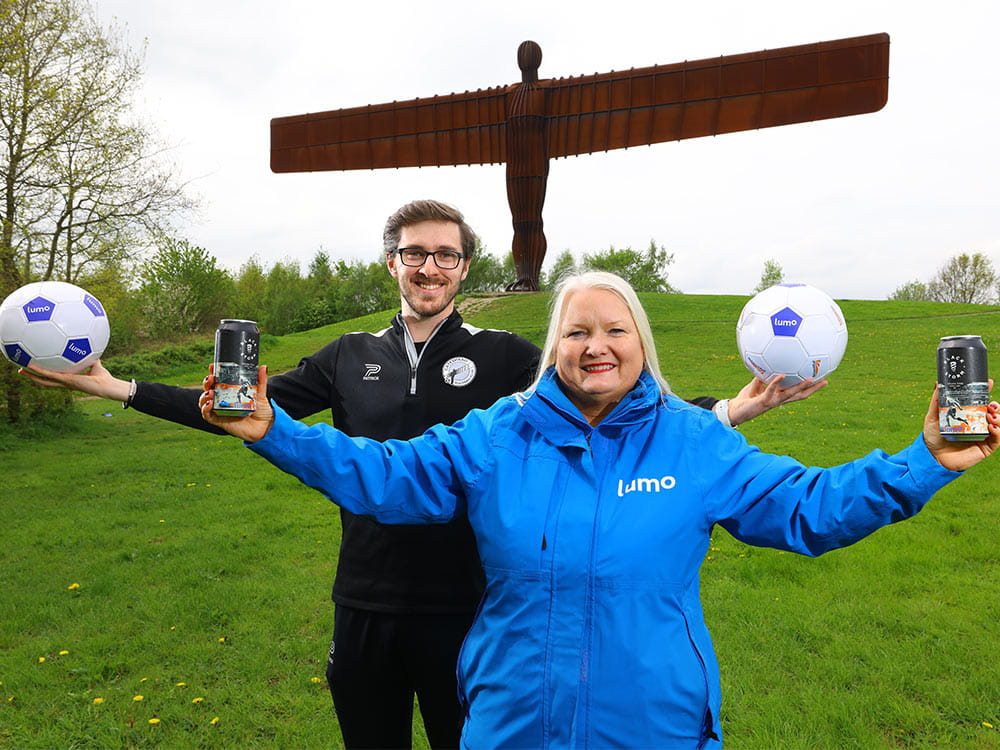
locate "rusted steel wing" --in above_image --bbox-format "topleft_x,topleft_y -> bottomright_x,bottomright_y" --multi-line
544,33 -> 889,157
270,87 -> 509,172
270,33 -> 888,174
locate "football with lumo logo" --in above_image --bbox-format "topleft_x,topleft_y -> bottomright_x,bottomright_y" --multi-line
0,281 -> 110,373
736,283 -> 848,386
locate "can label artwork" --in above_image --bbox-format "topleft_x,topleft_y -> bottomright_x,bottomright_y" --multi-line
937,335 -> 989,441
213,319 -> 259,416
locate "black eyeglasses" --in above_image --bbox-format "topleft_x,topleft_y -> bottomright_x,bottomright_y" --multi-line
395,247 -> 465,270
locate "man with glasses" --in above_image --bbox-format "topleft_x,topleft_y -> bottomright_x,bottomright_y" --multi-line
22,199 -> 823,749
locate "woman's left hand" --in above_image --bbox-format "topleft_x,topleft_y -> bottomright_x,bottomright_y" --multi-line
924,381 -> 1000,471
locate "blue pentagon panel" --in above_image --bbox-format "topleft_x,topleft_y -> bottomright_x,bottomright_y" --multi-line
62,337 -> 93,363
23,296 -> 57,322
3,343 -> 31,367
770,307 -> 803,337
83,294 -> 106,317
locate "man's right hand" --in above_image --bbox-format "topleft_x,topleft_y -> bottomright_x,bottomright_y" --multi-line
18,360 -> 132,401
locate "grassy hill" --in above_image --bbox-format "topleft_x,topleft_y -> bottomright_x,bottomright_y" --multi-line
3,292 -> 1000,748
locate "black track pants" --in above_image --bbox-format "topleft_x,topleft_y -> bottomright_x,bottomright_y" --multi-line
326,605 -> 475,750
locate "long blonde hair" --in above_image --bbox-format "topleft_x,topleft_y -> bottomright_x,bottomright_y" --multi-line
529,271 -> 671,394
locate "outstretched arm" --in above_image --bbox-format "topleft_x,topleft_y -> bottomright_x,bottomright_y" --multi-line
18,360 -> 132,401
724,375 -> 827,426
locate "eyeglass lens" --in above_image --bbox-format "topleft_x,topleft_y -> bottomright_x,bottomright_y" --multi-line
397,248 -> 462,269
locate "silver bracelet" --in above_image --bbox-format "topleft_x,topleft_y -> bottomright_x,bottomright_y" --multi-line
122,379 -> 137,410
712,398 -> 734,428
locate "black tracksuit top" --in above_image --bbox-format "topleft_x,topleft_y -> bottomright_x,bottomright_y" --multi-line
133,310 -> 542,614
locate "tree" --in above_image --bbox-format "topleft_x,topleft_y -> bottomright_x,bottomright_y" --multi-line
581,240 -> 677,293
888,280 -> 931,302
232,256 -> 268,323
926,252 -> 997,304
543,249 -> 577,290
138,237 -> 234,338
1,0 -> 191,422
307,249 -> 335,295
753,259 -> 784,293
461,245 -> 510,293
328,258 -> 397,322
260,259 -> 306,335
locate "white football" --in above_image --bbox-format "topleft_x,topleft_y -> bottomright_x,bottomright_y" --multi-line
0,281 -> 110,372
736,283 -> 847,386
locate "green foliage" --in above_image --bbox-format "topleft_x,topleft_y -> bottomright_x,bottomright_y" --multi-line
543,249 -> 578,290
290,298 -> 337,333
327,258 -> 397,323
4,295 -> 1000,748
103,342 -> 216,382
138,238 -> 235,337
461,247 -> 512,292
581,239 -> 677,293
928,252 -> 998,304
260,260 -> 305,335
753,258 -> 785,293
889,279 -> 932,301
231,256 -> 269,323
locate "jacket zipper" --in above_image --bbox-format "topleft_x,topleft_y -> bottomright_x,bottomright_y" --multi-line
400,314 -> 449,396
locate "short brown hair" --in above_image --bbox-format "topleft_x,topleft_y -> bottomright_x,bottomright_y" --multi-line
382,199 -> 478,259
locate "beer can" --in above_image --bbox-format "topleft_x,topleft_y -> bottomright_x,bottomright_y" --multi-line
213,319 -> 259,416
937,335 -> 989,441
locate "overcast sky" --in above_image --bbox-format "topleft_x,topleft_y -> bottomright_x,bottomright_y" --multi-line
92,0 -> 999,300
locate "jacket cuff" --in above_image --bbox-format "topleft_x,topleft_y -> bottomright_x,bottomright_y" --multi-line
908,433 -> 963,495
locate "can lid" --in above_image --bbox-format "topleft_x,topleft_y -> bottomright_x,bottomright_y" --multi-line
939,335 -> 984,343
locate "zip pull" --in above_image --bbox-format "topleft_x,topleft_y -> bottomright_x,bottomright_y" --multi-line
541,534 -> 547,551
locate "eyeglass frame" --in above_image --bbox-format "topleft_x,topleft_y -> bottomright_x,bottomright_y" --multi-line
393,246 -> 468,270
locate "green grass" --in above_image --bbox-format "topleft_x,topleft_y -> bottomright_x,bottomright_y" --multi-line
3,294 -> 1000,748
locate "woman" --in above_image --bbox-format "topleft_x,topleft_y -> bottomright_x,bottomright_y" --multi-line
202,271 -> 999,749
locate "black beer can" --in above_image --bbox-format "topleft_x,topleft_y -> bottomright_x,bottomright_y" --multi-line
937,335 -> 989,441
213,319 -> 259,416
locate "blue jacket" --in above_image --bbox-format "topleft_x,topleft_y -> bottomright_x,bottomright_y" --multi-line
249,368 -> 959,749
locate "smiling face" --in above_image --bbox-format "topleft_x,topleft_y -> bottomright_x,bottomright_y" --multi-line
555,287 -> 645,425
387,220 -> 470,339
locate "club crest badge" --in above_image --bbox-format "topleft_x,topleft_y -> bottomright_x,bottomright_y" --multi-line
442,357 -> 476,387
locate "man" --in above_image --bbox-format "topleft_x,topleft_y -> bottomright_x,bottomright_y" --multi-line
22,199 -> 823,748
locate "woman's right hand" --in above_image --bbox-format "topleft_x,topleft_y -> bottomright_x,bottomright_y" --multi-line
199,365 -> 275,443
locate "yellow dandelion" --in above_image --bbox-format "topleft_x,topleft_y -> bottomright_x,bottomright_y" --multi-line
159,520 -> 165,523
133,695 -> 143,702
59,650 -> 69,656
148,718 -> 160,725
186,483 -> 196,487
176,682 -> 186,687
311,677 -> 322,684
205,484 -> 212,487
38,657 -> 45,663
140,677 -> 148,683
218,637 -> 226,643
192,696 -> 204,704
985,722 -> 995,729
93,697 -> 104,705
67,583 -> 80,590
170,626 -> 176,631
210,717 -> 220,725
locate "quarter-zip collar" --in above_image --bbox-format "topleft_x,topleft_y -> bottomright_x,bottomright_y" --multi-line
394,309 -> 462,395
